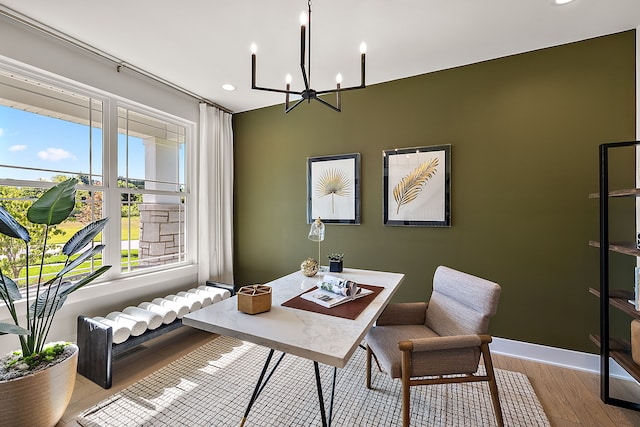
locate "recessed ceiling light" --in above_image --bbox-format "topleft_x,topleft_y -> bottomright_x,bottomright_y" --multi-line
554,0 -> 575,5
222,84 -> 236,91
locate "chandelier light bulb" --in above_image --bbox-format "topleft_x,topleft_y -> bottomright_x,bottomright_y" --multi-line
360,42 -> 367,54
250,43 -> 257,54
286,74 -> 292,84
300,12 -> 308,26
336,73 -> 343,84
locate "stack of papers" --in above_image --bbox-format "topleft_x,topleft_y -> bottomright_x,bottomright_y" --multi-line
300,275 -> 373,308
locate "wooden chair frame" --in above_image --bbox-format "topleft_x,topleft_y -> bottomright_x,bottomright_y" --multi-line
366,334 -> 504,427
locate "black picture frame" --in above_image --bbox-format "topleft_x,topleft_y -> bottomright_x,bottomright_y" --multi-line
307,153 -> 361,224
383,145 -> 451,227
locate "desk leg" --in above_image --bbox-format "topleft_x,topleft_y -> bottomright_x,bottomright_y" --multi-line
240,349 -> 286,427
328,366 -> 337,426
313,362 -> 337,427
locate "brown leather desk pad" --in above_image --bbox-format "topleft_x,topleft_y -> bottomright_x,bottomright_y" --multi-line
281,284 -> 384,320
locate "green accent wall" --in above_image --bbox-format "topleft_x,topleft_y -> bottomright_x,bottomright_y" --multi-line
232,31 -> 636,353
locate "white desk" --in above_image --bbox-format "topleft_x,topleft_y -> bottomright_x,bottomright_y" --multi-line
183,268 -> 404,426
184,268 -> 404,368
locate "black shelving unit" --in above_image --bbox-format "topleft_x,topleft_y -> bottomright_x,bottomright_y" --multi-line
592,140 -> 640,411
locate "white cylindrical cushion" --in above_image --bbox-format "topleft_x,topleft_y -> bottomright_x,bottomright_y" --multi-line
93,316 -> 131,344
197,286 -> 231,302
186,289 -> 213,307
138,301 -> 178,324
123,306 -> 163,330
201,289 -> 222,304
177,291 -> 207,310
105,311 -> 147,337
152,298 -> 189,319
166,294 -> 201,313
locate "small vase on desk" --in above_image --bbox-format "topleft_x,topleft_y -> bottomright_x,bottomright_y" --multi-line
329,260 -> 343,273
327,253 -> 344,273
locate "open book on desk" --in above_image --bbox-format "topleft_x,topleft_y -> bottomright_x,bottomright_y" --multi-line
300,275 -> 374,308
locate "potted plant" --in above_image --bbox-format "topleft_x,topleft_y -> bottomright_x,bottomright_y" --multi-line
0,178 -> 111,427
328,253 -> 344,273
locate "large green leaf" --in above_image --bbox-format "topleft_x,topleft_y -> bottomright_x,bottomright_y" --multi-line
62,218 -> 109,256
0,274 -> 23,302
57,245 -> 105,277
0,206 -> 30,242
0,323 -> 30,336
27,178 -> 77,225
60,265 -> 111,296
30,288 -> 68,319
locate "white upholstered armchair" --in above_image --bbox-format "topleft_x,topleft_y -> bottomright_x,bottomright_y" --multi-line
365,265 -> 503,426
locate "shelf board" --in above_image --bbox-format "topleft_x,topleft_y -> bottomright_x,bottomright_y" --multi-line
590,335 -> 640,384
589,241 -> 640,257
588,188 -> 640,199
589,287 -> 640,319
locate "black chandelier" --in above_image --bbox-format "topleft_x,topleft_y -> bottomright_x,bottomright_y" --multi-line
251,0 -> 367,113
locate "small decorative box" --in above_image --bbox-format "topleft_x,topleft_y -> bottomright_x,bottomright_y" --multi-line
237,285 -> 272,314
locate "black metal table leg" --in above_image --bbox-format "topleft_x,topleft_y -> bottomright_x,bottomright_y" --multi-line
313,361 -> 328,427
328,366 -> 337,425
240,349 -> 286,427
242,351 -> 338,427
313,361 -> 338,427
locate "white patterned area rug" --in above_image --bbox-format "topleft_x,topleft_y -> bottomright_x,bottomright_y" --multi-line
78,335 -> 550,426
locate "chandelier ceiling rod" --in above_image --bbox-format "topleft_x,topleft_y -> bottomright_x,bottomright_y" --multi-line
251,0 -> 367,113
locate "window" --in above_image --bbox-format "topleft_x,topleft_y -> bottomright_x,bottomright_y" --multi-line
117,107 -> 187,272
0,65 -> 191,289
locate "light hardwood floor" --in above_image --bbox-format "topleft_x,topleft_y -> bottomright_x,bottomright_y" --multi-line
57,328 -> 640,426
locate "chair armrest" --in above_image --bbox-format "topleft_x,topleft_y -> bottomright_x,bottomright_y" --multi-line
376,302 -> 428,326
399,334 -> 491,352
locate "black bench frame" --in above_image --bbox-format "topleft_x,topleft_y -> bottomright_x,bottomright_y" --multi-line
77,281 -> 235,388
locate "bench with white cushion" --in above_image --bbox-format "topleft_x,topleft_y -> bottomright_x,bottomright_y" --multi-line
77,281 -> 234,388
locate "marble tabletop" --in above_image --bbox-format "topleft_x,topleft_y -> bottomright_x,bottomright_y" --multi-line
183,268 -> 405,368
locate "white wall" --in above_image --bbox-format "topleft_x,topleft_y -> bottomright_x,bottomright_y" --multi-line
0,14 -> 202,354
0,14 -> 198,123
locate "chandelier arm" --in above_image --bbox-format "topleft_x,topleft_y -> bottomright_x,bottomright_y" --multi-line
315,84 -> 366,96
300,13 -> 309,91
252,86 -> 300,95
312,95 -> 341,112
285,98 -> 305,113
300,63 -> 310,92
307,0 -> 312,89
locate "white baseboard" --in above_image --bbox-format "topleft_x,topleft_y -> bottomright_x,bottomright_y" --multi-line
490,336 -> 634,382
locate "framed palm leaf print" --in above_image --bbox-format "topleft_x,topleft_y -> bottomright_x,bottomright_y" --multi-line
307,153 -> 360,224
383,145 -> 451,227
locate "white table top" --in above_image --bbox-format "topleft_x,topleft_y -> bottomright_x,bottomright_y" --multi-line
183,268 -> 405,368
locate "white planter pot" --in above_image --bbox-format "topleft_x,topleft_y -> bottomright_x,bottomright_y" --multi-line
0,344 -> 78,427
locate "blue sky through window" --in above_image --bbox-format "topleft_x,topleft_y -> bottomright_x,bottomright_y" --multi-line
0,105 -> 145,182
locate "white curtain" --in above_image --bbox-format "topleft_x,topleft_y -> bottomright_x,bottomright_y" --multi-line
197,103 -> 234,284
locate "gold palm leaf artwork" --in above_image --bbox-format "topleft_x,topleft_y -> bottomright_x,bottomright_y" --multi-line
316,168 -> 351,213
393,158 -> 439,214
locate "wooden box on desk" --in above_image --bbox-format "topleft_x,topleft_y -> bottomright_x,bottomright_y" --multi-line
237,285 -> 272,314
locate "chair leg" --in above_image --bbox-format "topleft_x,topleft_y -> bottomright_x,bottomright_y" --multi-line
401,348 -> 411,427
481,343 -> 504,427
366,344 -> 372,389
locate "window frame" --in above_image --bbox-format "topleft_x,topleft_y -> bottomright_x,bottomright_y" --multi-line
0,59 -> 198,289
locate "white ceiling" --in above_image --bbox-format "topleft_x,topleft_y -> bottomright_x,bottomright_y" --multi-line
1,0 -> 639,113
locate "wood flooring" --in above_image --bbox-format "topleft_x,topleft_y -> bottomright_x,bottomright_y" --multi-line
56,327 -> 640,426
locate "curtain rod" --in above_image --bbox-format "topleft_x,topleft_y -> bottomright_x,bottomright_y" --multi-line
0,5 -> 233,114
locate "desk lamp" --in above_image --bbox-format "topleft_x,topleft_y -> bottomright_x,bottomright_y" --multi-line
308,217 -> 325,269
